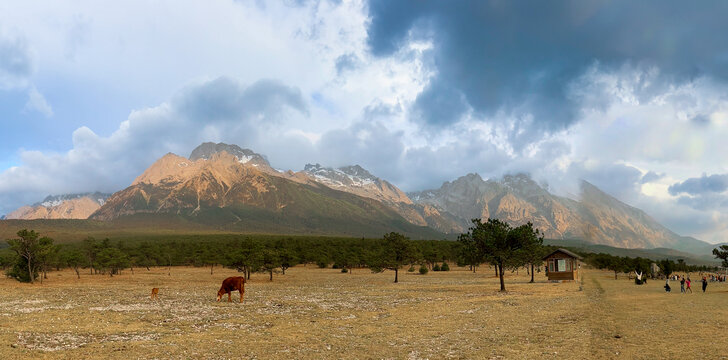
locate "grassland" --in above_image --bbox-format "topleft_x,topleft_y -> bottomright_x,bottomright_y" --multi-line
0,266 -> 726,359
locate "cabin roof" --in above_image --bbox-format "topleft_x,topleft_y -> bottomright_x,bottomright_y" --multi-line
542,248 -> 583,260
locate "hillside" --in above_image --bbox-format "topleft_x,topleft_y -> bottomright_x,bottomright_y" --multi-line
6,193 -> 110,220
409,173 -> 716,254
89,149 -> 442,239
3,142 -> 721,255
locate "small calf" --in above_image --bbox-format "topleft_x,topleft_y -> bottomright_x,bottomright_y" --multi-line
217,277 -> 245,303
151,287 -> 159,300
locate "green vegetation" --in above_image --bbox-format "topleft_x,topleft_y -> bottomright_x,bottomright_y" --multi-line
369,232 -> 421,283
458,219 -> 544,292
2,222 -> 721,287
419,264 -> 428,275
713,245 -> 728,268
579,252 -> 719,279
6,229 -> 57,283
1,230 -> 461,283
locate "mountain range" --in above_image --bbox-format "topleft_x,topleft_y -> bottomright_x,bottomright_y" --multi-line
2,142 -> 718,254
6,192 -> 110,220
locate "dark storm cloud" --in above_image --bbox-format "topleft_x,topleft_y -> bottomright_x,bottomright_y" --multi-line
366,0 -> 728,133
675,193 -> 728,211
668,173 -> 728,196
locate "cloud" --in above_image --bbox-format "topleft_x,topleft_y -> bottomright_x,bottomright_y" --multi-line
0,77 -> 309,215
669,173 -> 728,195
0,32 -> 32,88
23,86 -> 53,117
640,171 -> 665,184
2,1 -> 728,244
366,0 -> 728,140
0,31 -> 55,119
334,53 -> 359,75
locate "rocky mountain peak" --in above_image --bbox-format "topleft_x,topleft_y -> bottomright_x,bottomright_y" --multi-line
301,163 -> 412,205
302,163 -> 378,187
500,173 -> 548,198
189,142 -> 269,167
36,192 -> 111,207
6,192 -> 111,220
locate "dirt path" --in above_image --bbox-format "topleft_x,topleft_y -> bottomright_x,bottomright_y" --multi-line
582,271 -> 728,360
583,273 -> 628,358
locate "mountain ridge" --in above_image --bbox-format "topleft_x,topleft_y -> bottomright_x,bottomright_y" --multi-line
6,192 -> 111,220
5,142 -> 718,255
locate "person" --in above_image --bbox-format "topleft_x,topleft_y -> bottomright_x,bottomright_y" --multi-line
680,276 -> 685,293
664,278 -> 671,293
686,277 -> 693,294
702,277 -> 708,293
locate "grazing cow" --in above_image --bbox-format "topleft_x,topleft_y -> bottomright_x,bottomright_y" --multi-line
151,288 -> 159,300
217,276 -> 245,303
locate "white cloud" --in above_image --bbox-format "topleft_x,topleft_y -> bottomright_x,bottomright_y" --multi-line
1,1 -> 728,245
23,86 -> 53,117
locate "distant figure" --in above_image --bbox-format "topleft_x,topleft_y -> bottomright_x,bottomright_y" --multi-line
664,279 -> 671,293
217,276 -> 246,303
680,276 -> 686,293
686,277 -> 693,294
151,288 -> 159,300
702,277 -> 708,293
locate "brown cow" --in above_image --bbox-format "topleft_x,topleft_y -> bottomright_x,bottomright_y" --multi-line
151,288 -> 159,300
217,276 -> 245,303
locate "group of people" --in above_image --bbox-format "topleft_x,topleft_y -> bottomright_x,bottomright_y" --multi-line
664,274 -> 718,293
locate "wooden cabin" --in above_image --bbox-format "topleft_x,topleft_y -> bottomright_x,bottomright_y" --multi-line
543,248 -> 582,281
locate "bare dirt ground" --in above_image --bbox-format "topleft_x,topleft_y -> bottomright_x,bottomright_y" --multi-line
0,266 -> 726,359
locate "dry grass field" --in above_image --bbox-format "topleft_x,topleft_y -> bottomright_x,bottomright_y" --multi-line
0,265 -> 726,359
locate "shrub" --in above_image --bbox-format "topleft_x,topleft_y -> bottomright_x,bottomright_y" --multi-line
419,265 -> 428,275
440,262 -> 450,271
332,263 -> 341,269
341,268 -> 348,273
432,264 -> 441,271
316,259 -> 328,268
407,265 -> 415,272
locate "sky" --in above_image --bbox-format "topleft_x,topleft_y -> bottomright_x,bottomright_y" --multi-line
1,0 -> 728,243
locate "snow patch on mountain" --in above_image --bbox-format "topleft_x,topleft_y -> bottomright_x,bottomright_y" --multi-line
36,192 -> 110,207
303,164 -> 378,189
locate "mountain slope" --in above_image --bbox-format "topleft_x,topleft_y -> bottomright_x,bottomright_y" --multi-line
297,163 -> 463,233
409,173 -> 584,238
408,173 -> 714,252
577,181 -> 711,253
90,150 -> 442,239
6,193 -> 110,220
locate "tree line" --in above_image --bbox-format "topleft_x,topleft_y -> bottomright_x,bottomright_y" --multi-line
5,223 -> 723,289
1,229 -> 463,284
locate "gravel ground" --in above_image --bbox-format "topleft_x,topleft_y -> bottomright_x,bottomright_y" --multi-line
0,266 -> 726,359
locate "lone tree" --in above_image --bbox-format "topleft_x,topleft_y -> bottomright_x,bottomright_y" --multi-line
511,223 -> 545,283
371,232 -> 420,283
260,248 -> 281,281
607,256 -> 627,280
63,248 -> 85,279
713,245 -> 728,268
658,259 -> 674,278
7,229 -> 55,283
456,232 -> 481,272
462,219 -> 542,292
225,238 -> 262,280
96,247 -> 129,277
